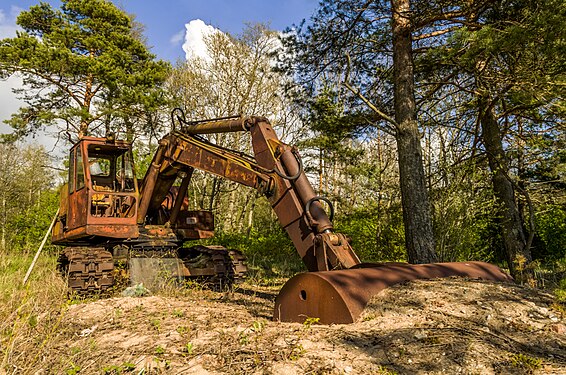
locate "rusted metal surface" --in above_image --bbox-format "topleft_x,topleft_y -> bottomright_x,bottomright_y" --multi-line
274,261 -> 513,324
138,139 -> 168,223
53,125 -> 256,293
137,131 -> 273,229
179,246 -> 247,285
279,149 -> 333,233
54,114 -> 362,275
53,137 -> 139,245
168,168 -> 193,225
170,132 -> 269,190
314,232 -> 360,271
182,117 -> 254,134
54,113 -> 514,327
247,118 -> 364,272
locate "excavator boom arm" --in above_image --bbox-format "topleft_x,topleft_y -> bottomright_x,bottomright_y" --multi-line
137,116 -> 360,271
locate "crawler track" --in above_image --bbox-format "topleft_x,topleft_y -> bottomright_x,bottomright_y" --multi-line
181,245 -> 247,289
57,245 -> 247,294
57,247 -> 114,294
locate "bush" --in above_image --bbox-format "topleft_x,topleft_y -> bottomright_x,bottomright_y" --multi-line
335,204 -> 406,262
5,188 -> 60,253
535,205 -> 566,262
555,277 -> 566,303
430,166 -> 503,263
208,228 -> 305,283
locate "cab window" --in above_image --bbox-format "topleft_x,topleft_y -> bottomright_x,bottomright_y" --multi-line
87,144 -> 136,193
68,149 -> 75,193
116,152 -> 136,192
76,147 -> 85,190
89,157 -> 111,177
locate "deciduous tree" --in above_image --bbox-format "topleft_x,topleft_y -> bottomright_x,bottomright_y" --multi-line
167,24 -> 302,233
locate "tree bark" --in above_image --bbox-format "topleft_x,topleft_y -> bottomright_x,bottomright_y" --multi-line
479,100 -> 532,277
391,0 -> 438,263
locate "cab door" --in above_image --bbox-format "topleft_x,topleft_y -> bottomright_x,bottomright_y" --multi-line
66,142 -> 89,237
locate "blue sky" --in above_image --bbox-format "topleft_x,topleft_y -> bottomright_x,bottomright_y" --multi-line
0,0 -> 318,62
122,0 -> 318,62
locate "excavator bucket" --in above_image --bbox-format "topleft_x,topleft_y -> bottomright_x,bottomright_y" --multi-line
274,261 -> 513,324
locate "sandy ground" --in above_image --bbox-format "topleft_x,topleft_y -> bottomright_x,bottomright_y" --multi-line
32,278 -> 566,374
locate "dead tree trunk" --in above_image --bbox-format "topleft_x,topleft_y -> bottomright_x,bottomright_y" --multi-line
391,0 -> 438,263
479,100 -> 532,278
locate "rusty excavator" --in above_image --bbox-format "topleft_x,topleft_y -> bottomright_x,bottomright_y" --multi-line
52,111 -> 512,324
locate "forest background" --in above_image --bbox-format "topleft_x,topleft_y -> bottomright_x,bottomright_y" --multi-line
0,0 -> 564,292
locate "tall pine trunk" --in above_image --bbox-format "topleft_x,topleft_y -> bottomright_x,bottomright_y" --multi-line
391,0 -> 437,263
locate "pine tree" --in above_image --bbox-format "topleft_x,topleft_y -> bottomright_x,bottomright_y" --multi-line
0,0 -> 170,142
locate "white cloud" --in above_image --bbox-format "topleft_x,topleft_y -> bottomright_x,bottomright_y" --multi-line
0,75 -> 24,134
169,29 -> 184,46
181,19 -> 219,60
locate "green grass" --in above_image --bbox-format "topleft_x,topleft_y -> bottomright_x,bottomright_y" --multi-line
0,248 -> 70,373
555,278 -> 566,304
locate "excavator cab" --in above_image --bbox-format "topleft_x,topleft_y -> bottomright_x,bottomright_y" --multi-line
52,136 -> 140,244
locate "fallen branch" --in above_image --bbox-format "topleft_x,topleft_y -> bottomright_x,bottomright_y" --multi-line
23,208 -> 60,285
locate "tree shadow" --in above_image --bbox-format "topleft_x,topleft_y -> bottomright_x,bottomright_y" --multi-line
221,286 -> 279,320
334,280 -> 565,374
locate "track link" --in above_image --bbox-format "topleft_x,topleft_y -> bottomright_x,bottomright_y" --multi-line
228,249 -> 247,283
57,247 -> 114,294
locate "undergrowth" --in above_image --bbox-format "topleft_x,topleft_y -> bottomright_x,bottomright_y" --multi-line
187,228 -> 306,286
0,247 -> 70,373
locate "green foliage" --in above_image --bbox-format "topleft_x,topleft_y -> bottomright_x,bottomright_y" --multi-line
0,144 -> 58,253
154,345 -> 165,355
65,362 -> 81,375
431,166 -> 501,262
376,366 -> 398,375
103,362 -> 136,374
335,204 -> 406,262
555,278 -> 566,303
288,343 -> 305,361
132,142 -> 158,180
213,228 -> 304,281
535,206 -> 566,262
6,188 -> 60,253
510,353 -> 543,371
302,317 -> 320,329
150,318 -> 161,331
251,320 -> 265,333
0,0 -> 170,141
305,89 -> 376,147
184,342 -> 194,355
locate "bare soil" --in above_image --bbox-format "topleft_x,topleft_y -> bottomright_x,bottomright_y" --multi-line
34,279 -> 566,374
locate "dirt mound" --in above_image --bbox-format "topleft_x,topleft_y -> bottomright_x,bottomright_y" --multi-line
40,279 -> 565,374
